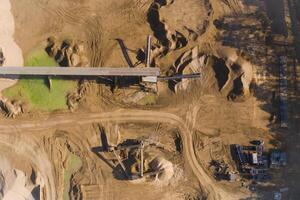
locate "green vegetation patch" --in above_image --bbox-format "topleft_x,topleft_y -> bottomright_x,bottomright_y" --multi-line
24,49 -> 58,66
137,93 -> 158,105
3,49 -> 77,112
63,153 -> 82,200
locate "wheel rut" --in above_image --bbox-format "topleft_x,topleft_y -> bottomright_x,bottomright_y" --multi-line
0,110 -> 245,199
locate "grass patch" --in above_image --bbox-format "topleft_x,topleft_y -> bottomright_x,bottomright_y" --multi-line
137,93 -> 158,105
3,49 -> 77,112
24,49 -> 57,66
63,153 -> 82,200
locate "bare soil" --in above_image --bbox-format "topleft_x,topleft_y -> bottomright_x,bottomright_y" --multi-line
0,0 -> 296,200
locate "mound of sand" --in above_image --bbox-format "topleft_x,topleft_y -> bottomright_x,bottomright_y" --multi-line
0,156 -> 36,200
149,157 -> 174,186
3,170 -> 35,200
0,0 -> 24,93
171,46 -> 253,100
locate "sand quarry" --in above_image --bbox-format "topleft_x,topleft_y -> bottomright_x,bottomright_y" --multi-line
0,0 -> 299,199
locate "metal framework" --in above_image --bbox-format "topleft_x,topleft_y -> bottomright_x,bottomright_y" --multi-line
0,66 -> 160,77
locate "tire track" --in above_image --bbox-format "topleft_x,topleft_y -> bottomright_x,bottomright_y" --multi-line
0,110 -> 245,199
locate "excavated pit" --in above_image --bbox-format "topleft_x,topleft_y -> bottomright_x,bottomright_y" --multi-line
227,74 -> 244,101
147,0 -> 189,58
211,57 -> 230,91
147,1 -> 169,47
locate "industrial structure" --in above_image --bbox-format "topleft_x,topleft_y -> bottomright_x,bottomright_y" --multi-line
232,141 -> 286,182
94,128 -> 166,181
0,66 -> 161,77
0,36 -> 200,85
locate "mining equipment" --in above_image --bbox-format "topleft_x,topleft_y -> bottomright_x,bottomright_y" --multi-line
98,136 -> 164,180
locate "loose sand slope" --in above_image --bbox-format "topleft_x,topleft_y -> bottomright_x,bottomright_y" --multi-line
0,0 -> 23,92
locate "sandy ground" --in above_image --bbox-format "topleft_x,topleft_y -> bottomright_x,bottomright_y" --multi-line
0,109 -> 252,199
0,0 -> 294,199
3,170 -> 34,200
0,0 -> 23,93
0,0 -> 27,197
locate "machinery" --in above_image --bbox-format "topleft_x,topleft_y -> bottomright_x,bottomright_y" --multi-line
97,134 -> 164,180
108,139 -> 147,179
232,141 -> 270,181
232,140 -> 287,182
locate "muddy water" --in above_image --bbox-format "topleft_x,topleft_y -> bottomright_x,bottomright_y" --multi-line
0,0 -> 23,92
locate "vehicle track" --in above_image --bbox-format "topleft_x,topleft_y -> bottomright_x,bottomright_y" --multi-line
0,110 -> 245,199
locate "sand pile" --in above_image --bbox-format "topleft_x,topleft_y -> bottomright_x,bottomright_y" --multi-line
149,157 -> 174,186
3,170 -> 35,200
0,156 -> 36,200
0,0 -> 23,92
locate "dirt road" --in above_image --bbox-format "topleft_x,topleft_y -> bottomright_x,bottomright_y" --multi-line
0,109 -> 246,200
